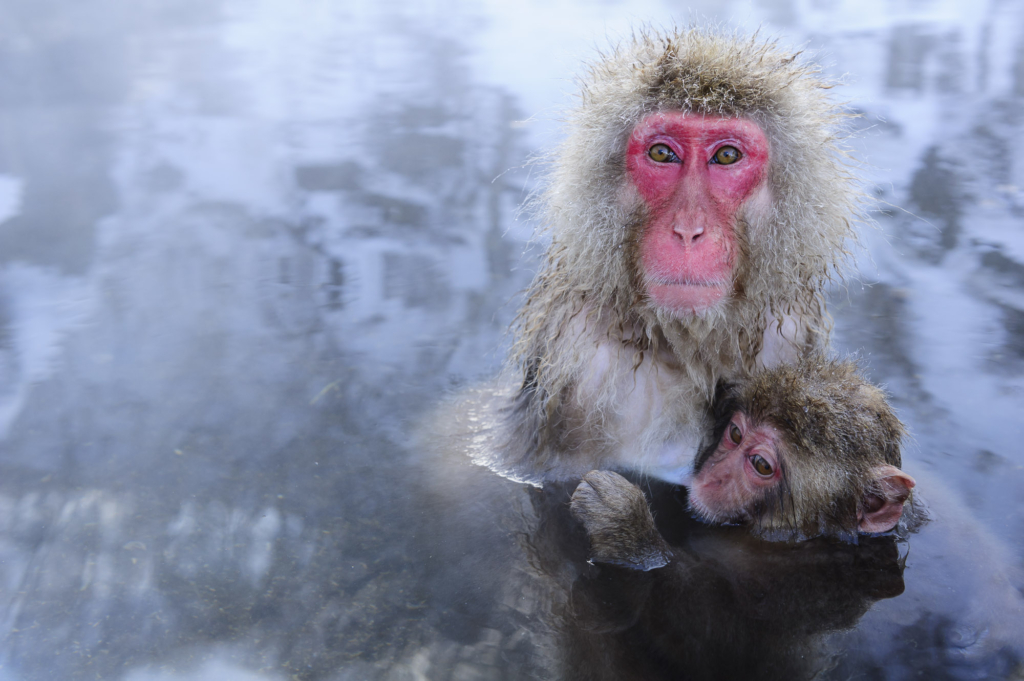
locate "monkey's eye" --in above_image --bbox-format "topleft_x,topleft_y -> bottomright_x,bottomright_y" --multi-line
729,423 -> 742,445
648,143 -> 679,163
712,146 -> 742,165
750,454 -> 773,477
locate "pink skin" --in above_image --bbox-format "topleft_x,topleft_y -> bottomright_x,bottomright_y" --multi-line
689,412 -> 781,521
857,467 -> 916,533
626,112 -> 770,314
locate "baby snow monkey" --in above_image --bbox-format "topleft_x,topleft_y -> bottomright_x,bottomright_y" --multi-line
571,357 -> 916,569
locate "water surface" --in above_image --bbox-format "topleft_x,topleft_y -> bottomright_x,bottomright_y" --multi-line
0,0 -> 1022,679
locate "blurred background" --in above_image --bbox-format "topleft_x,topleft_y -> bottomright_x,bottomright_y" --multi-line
0,0 -> 1022,679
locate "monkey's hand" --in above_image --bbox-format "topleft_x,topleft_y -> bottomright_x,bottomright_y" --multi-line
570,470 -> 672,571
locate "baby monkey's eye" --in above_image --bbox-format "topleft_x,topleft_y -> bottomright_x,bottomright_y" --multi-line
712,145 -> 741,165
750,454 -> 773,477
648,143 -> 679,163
729,423 -> 742,444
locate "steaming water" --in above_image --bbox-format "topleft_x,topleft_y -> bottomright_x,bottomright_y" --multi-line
0,0 -> 1021,679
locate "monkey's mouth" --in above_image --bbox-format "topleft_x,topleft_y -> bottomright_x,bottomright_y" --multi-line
646,279 -> 730,313
647,270 -> 729,284
648,277 -> 727,287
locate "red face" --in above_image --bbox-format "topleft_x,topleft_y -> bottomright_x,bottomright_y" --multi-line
688,411 -> 782,522
626,112 -> 770,315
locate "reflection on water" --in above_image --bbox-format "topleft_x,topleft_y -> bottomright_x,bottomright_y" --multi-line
526,478 -> 908,681
0,0 -> 1021,679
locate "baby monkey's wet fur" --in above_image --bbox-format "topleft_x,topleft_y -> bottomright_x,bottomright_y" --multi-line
699,357 -> 907,539
572,358 -> 911,565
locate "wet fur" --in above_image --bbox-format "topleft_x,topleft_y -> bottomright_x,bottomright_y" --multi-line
711,356 -> 907,538
570,470 -> 672,570
496,28 -> 858,481
574,357 -> 910,551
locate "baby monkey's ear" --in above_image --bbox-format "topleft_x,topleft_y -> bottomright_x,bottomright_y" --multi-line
858,466 -> 916,534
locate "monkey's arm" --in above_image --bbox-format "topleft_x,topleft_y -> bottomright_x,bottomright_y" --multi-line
570,470 -> 672,571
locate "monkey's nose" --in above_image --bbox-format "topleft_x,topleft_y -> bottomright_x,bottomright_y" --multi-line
673,222 -> 705,244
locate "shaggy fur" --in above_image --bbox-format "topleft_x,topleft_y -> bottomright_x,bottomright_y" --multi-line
491,28 -> 858,483
696,357 -> 907,538
570,470 -> 672,570
569,358 -> 908,549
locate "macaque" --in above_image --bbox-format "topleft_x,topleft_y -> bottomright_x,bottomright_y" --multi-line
477,28 -> 860,485
571,357 -> 917,565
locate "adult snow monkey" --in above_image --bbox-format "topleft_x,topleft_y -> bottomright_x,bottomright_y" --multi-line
451,29 -> 880,505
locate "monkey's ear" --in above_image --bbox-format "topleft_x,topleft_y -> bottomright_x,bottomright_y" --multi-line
858,465 -> 916,534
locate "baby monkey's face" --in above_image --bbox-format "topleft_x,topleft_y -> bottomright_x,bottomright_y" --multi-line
688,410 -> 785,526
688,408 -> 916,538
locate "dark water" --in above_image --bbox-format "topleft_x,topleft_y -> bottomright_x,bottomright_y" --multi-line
0,0 -> 1021,679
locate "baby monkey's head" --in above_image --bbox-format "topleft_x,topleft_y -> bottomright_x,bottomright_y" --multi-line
690,357 -> 915,540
